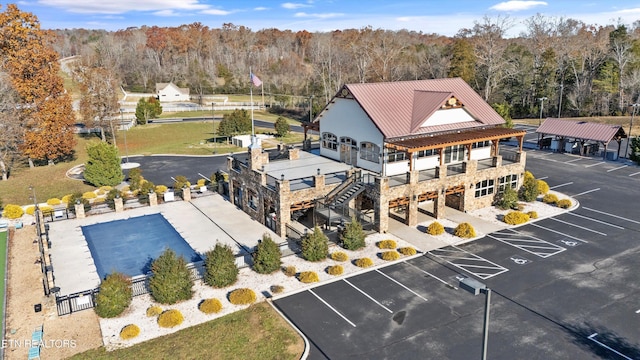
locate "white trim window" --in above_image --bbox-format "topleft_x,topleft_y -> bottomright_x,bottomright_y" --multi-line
444,144 -> 465,164
248,190 -> 258,210
472,140 -> 491,148
360,142 -> 380,163
475,179 -> 495,198
322,132 -> 337,151
498,174 -> 518,192
386,149 -> 407,163
416,149 -> 436,158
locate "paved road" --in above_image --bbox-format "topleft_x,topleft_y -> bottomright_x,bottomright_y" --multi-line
149,116 -> 305,133
123,154 -> 228,187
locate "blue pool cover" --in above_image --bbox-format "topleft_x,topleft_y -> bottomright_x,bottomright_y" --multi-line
82,213 -> 201,279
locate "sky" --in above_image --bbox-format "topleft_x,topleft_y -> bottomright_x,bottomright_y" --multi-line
5,0 -> 640,36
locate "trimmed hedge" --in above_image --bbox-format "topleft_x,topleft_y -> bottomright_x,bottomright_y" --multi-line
82,191 -> 97,199
354,258 -> 374,268
270,285 -> 284,294
330,251 -> 349,262
146,305 -> 163,317
537,180 -> 550,194
527,211 -> 538,219
298,271 -> 319,283
228,288 -> 256,305
426,222 -> 445,235
94,273 -> 132,318
283,265 -> 296,277
2,204 -> 24,219
503,211 -> 530,225
120,324 -> 140,340
155,185 -> 168,194
61,194 -> 72,204
46,198 -> 61,206
157,309 -> 184,328
199,298 -> 223,314
454,223 -> 476,238
377,240 -> 397,249
398,247 -> 417,256
557,199 -> 572,209
542,193 -> 559,204
380,251 -> 400,261
326,265 -> 344,276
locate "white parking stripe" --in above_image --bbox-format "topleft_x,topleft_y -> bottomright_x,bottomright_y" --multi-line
549,182 -> 573,189
587,333 -> 633,360
309,289 -> 356,327
550,218 -> 607,236
629,171 -> 640,177
583,207 -> 640,225
537,176 -> 549,180
530,223 -> 588,243
567,213 -> 624,229
403,261 -> 455,288
565,158 -> 583,163
585,161 -> 605,168
375,269 -> 428,302
343,279 -> 393,313
571,188 -> 600,197
607,165 -> 628,172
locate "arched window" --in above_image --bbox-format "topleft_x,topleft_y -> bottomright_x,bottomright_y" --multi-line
360,142 -> 380,163
322,132 -> 337,151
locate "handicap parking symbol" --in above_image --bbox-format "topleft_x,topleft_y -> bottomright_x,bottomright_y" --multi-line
559,239 -> 579,247
509,255 -> 531,265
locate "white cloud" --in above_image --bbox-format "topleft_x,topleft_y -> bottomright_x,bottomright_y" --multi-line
294,12 -> 343,19
38,0 -> 209,14
254,7 -> 268,11
614,7 -> 640,15
153,9 -> 179,17
201,8 -> 232,16
490,1 -> 547,12
282,2 -> 310,10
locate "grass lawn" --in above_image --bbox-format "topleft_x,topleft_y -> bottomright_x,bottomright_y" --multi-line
158,109 -> 303,125
0,231 -> 6,332
69,302 -> 303,360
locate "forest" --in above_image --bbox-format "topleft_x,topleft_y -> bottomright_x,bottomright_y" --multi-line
52,14 -> 640,120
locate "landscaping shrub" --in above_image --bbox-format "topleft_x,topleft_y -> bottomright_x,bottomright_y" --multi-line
326,265 -> 344,276
199,298 -> 223,314
519,173 -> 539,202
426,222 -> 445,235
197,179 -> 206,187
330,251 -> 349,262
301,226 -> 329,262
2,204 -> 24,219
82,191 -> 97,200
149,249 -> 194,304
119,324 -> 140,340
557,199 -> 572,209
270,285 -> 284,294
100,186 -> 113,192
46,198 -> 61,206
454,223 -> 476,238
503,211 -> 530,225
542,193 -> 558,204
155,185 -> 168,194
398,247 -> 417,256
96,188 -> 106,196
94,272 -> 132,318
537,180 -> 550,195
527,211 -> 538,219
339,217 -> 366,250
173,175 -> 191,190
377,239 -> 397,249
204,243 -> 238,288
381,251 -> 400,261
354,258 -> 374,268
61,194 -> 72,204
157,309 -> 184,328
298,271 -> 319,283
283,265 -> 296,277
252,234 -> 282,274
494,186 -> 519,210
128,168 -> 144,191
146,305 -> 163,317
228,288 -> 256,305
93,197 -> 106,204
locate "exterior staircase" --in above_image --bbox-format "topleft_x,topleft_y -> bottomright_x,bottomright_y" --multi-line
332,182 -> 365,206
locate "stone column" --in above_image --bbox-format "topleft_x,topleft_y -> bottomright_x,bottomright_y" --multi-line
275,179 -> 290,237
314,174 -> 325,190
75,203 -> 85,219
182,187 -> 191,202
434,190 -> 446,219
114,197 -> 124,212
375,177 -> 389,233
407,194 -> 418,227
149,192 -> 158,206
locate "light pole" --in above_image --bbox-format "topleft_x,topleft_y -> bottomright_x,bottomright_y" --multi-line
211,102 -> 215,135
120,109 -> 129,163
557,84 -> 564,118
625,103 -> 639,159
459,277 -> 491,360
537,97 -> 547,145
28,185 -> 38,210
309,95 -> 314,123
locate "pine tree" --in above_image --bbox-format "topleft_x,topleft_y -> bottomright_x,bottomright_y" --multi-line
274,116 -> 290,137
149,249 -> 194,304
301,226 -> 329,262
94,272 -> 132,318
204,243 -> 238,288
252,234 -> 282,274
340,217 -> 366,250
84,141 -> 124,187
135,96 -> 162,125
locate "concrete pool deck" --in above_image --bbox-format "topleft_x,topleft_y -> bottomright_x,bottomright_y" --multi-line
48,194 -> 282,296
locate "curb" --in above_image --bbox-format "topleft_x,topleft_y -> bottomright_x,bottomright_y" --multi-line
266,300 -> 310,360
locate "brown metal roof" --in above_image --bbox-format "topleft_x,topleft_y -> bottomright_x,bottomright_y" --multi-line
386,127 -> 526,151
536,118 -> 625,143
335,78 -> 505,139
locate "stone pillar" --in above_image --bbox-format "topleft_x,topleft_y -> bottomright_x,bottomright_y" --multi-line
407,194 -> 418,227
493,155 -> 502,167
276,179 -> 290,237
149,192 -> 158,206
434,190 -> 446,219
249,147 -> 267,171
314,174 -> 325,190
437,165 -> 447,179
375,177 -> 389,233
75,203 -> 85,219
182,187 -> 191,202
289,148 -> 300,160
114,197 -> 124,212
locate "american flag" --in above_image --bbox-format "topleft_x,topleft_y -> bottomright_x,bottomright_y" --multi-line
250,73 -> 262,87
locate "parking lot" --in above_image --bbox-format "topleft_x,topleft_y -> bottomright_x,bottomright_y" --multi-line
274,143 -> 640,359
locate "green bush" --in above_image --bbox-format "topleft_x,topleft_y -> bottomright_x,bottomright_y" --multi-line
557,199 -> 572,209
146,305 -> 163,317
94,273 -> 132,318
173,175 -> 191,191
340,217 -> 366,250
330,251 -> 349,262
503,211 -> 530,225
157,309 -> 184,328
274,116 -> 290,137
377,240 -> 397,249
199,298 -> 223,314
61,194 -> 72,204
537,180 -> 550,194
155,185 -> 168,194
527,211 -> 538,219
2,204 -> 24,219
27,205 -> 54,216
84,141 -> 124,187
398,247 -> 417,256
354,258 -> 374,268
128,168 -> 143,192
282,265 -> 297,277
46,198 -> 61,206
298,271 -> 319,283
326,265 -> 344,276
519,173 -> 539,202
494,186 -> 519,210
204,243 -> 238,288
228,288 -> 256,305
149,249 -> 194,304
426,222 -> 445,235
120,324 -> 140,340
542,193 -> 559,204
301,226 -> 329,262
82,191 -> 97,200
197,179 -> 206,187
270,285 -> 284,294
252,234 -> 282,274
454,223 -> 476,238
380,251 -> 400,261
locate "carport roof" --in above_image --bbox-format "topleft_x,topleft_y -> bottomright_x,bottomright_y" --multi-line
536,118 -> 626,143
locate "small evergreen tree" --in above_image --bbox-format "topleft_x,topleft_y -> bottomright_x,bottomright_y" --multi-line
204,243 -> 239,288
149,249 -> 194,304
217,109 -> 252,137
630,137 -> 640,164
519,172 -> 539,202
83,141 -> 124,187
252,234 -> 282,274
301,226 -> 329,262
135,96 -> 162,125
340,217 -> 366,250
94,272 -> 132,318
274,116 -> 290,137
128,167 -> 143,191
494,186 -> 519,210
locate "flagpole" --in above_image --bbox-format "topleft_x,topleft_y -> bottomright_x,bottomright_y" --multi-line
250,67 -> 255,138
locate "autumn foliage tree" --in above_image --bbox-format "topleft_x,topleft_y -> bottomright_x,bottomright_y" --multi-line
74,63 -> 121,142
0,4 -> 76,166
135,96 -> 162,125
